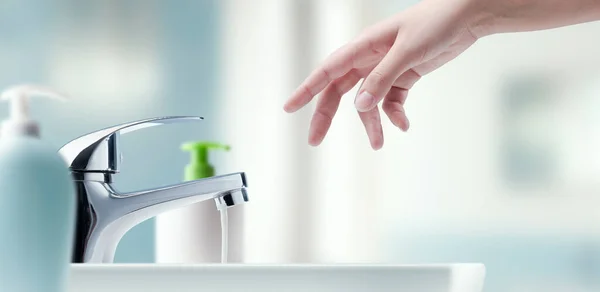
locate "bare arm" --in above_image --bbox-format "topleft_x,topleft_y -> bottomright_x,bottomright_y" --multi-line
284,0 -> 600,150
476,0 -> 600,35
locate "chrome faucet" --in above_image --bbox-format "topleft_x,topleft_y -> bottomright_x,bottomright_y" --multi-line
58,116 -> 248,263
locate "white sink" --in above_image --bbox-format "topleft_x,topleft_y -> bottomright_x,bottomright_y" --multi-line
68,263 -> 485,292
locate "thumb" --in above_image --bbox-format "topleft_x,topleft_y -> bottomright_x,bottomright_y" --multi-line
355,43 -> 414,112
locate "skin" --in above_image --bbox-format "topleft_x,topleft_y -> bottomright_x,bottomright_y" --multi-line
283,0 -> 600,150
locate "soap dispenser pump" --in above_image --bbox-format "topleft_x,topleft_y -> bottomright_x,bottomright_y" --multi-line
0,85 -> 76,292
182,142 -> 230,180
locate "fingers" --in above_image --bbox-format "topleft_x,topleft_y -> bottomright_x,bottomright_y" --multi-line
358,106 -> 384,150
374,45 -> 466,132
392,68 -> 421,89
284,33 -> 391,113
376,43 -> 466,131
354,41 -> 416,113
283,44 -> 358,113
378,68 -> 420,131
382,87 -> 410,131
308,70 -> 363,146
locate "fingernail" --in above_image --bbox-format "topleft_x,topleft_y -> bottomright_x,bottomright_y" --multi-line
355,91 -> 375,112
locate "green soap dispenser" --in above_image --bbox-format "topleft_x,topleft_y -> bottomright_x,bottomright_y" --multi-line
0,85 -> 76,292
182,142 -> 230,180
155,141 -> 243,264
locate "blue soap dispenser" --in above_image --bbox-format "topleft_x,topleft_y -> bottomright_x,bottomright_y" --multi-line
0,85 -> 76,292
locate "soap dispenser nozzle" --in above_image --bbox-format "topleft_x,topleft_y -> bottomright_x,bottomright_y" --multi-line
181,142 -> 231,180
0,84 -> 68,138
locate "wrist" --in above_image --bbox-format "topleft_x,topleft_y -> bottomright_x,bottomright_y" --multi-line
465,0 -> 600,36
461,0 -> 501,38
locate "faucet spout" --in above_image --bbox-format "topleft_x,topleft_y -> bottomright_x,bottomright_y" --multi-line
116,172 -> 248,214
73,172 -> 248,263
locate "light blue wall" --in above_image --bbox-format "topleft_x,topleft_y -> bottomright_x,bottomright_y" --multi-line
0,0 -> 220,263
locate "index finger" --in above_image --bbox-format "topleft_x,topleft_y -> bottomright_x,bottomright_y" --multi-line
283,44 -> 356,113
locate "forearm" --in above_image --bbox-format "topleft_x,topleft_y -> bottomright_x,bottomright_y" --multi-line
467,0 -> 600,37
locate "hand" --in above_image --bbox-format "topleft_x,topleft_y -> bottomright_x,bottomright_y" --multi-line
283,0 -> 489,150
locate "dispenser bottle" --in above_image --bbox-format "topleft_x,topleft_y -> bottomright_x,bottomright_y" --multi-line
0,85 -> 76,292
156,142 -> 244,263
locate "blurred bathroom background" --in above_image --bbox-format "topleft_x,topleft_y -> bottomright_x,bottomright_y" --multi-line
2,0 -> 600,291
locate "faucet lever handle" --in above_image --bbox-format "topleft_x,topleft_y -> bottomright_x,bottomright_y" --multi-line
59,116 -> 203,173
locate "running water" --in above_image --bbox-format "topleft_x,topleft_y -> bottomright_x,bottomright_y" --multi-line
220,208 -> 228,264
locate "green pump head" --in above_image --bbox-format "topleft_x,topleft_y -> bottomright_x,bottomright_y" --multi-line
181,141 -> 230,180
